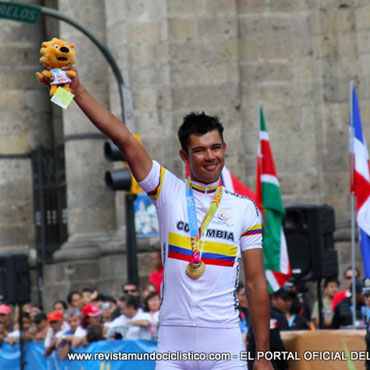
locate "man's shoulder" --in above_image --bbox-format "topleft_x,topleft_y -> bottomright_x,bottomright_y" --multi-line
223,189 -> 260,213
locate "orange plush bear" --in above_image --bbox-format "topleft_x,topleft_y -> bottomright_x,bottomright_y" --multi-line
36,38 -> 76,96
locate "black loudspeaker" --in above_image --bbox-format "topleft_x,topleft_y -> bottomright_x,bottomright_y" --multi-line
283,204 -> 338,281
0,254 -> 30,304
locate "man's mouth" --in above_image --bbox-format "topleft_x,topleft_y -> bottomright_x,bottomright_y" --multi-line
204,164 -> 217,171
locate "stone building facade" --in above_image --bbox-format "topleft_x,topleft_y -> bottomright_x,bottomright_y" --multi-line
0,0 -> 369,309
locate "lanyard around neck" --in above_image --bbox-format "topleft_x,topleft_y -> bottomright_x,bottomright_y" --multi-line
185,179 -> 223,262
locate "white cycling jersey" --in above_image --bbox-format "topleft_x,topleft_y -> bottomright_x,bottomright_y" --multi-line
139,161 -> 262,328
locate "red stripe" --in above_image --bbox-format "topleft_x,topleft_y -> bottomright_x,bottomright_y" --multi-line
168,252 -> 234,267
354,170 -> 370,210
261,140 -> 277,177
168,251 -> 192,262
242,231 -> 262,237
202,258 -> 234,267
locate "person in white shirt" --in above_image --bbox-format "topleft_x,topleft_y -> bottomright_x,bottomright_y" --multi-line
40,66 -> 272,370
44,311 -> 69,357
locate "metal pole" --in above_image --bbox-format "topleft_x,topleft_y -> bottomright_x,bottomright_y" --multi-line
125,194 -> 139,286
350,81 -> 357,327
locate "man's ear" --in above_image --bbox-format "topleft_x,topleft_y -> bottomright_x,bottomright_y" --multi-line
223,142 -> 227,151
179,149 -> 188,163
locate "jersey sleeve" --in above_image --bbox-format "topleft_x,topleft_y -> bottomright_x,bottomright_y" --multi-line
240,201 -> 263,252
138,160 -> 182,208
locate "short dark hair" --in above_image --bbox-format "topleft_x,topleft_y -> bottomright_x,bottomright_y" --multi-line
144,292 -> 160,312
53,300 -> 67,310
67,291 -> 80,305
33,312 -> 47,324
123,295 -> 140,311
344,267 -> 360,279
177,112 -> 224,152
82,288 -> 94,294
324,277 -> 340,288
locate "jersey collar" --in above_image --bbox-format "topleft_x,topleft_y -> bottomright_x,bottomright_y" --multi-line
189,178 -> 221,194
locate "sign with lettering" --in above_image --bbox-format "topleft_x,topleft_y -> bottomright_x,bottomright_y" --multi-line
0,2 -> 40,24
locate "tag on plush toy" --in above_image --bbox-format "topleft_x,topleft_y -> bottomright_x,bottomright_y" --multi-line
51,87 -> 74,109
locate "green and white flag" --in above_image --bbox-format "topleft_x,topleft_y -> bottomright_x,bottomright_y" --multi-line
256,104 -> 291,292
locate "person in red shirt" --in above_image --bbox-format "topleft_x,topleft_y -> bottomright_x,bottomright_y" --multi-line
332,267 -> 360,310
148,250 -> 164,293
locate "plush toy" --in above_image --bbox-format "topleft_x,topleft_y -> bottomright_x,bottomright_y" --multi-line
36,38 -> 76,96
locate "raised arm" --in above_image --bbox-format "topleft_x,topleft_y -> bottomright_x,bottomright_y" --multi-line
64,66 -> 152,182
243,248 -> 273,370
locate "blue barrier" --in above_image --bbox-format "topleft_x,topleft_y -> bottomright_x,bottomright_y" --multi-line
0,340 -> 158,369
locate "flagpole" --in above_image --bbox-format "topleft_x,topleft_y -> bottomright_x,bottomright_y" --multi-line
350,80 -> 356,328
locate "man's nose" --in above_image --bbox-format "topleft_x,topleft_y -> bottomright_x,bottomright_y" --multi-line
204,149 -> 215,160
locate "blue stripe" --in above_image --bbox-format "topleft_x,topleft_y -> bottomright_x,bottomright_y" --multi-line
352,86 -> 365,143
168,245 -> 235,261
360,228 -> 370,278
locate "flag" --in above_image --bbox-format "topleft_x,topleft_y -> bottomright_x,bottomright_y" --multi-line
256,104 -> 291,292
350,84 -> 370,277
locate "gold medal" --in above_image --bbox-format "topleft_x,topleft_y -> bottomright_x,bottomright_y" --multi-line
186,261 -> 206,280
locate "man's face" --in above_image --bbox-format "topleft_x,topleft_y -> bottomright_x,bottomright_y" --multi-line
180,130 -> 226,184
151,251 -> 162,270
71,293 -> 82,308
272,297 -> 292,313
123,284 -> 139,297
325,282 -> 339,299
22,317 -> 32,331
121,303 -> 136,319
50,319 -> 63,333
67,315 -> 81,332
343,270 -> 358,288
364,294 -> 370,307
81,291 -> 92,306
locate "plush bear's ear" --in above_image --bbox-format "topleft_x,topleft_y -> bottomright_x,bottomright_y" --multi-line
69,44 -> 75,49
41,42 -> 49,49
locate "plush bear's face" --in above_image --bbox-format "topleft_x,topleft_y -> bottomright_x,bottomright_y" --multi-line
39,38 -> 75,69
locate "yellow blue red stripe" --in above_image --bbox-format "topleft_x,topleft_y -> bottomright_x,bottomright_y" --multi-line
168,232 -> 236,267
241,224 -> 262,237
190,183 -> 218,193
148,166 -> 165,201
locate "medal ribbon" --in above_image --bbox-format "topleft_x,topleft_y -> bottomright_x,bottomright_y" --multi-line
185,178 -> 223,264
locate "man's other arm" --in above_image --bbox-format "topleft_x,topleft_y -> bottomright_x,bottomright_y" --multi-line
243,248 -> 273,370
65,67 -> 152,182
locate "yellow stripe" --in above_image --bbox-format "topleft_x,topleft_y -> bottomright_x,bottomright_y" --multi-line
168,232 -> 237,257
191,183 -> 218,192
149,166 -> 165,201
241,224 -> 262,234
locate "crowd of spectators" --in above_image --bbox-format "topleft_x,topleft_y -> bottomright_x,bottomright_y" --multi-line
0,259 -> 369,365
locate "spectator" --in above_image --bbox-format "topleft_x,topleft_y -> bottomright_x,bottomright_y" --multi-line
332,279 -> 365,329
81,288 -> 95,306
107,295 -> 151,340
72,303 -> 101,349
86,324 -> 105,343
148,250 -> 164,293
53,300 -> 67,314
5,312 -> 35,344
311,277 -> 339,328
141,282 -> 157,301
0,304 -> 13,342
332,267 -> 360,310
287,280 -> 311,321
122,282 -> 140,298
100,300 -> 116,328
287,296 -> 310,330
270,289 -> 291,331
33,312 -> 49,341
67,291 -> 82,309
57,308 -> 82,360
248,290 -> 289,370
29,304 -> 43,321
144,292 -> 160,338
44,311 -> 65,356
105,295 -> 127,339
